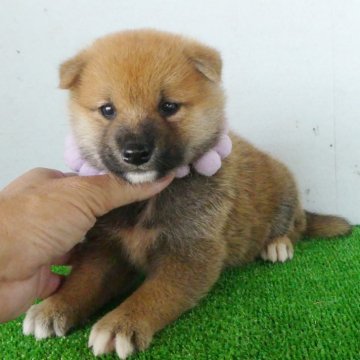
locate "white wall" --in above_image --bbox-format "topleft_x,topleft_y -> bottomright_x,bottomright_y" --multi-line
0,0 -> 359,223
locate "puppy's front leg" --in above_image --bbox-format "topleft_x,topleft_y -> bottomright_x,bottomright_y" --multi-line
89,240 -> 226,359
23,241 -> 137,339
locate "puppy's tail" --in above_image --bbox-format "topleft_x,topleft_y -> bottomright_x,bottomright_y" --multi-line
304,211 -> 352,237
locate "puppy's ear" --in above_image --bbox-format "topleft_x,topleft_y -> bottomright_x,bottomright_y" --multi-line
186,43 -> 222,82
59,51 -> 88,89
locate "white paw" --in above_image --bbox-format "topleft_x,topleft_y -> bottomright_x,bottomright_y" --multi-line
261,236 -> 294,263
23,304 -> 55,339
23,302 -> 70,339
89,325 -> 134,359
116,334 -> 135,359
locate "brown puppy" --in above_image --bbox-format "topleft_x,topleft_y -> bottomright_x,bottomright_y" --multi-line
23,30 -> 351,358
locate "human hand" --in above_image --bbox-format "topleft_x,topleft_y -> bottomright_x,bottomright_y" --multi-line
0,168 -> 173,322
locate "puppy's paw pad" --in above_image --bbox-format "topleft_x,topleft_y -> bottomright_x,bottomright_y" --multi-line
23,301 -> 73,339
261,236 -> 294,263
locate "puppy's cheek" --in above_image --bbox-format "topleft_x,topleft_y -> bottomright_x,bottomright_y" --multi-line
100,148 -> 125,177
153,146 -> 186,174
70,111 -> 106,169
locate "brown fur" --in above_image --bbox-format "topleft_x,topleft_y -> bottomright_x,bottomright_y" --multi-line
24,29 -> 352,357
305,211 -> 351,237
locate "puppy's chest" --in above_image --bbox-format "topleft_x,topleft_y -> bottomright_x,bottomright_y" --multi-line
118,226 -> 160,269
95,175 -> 227,268
111,198 -> 162,269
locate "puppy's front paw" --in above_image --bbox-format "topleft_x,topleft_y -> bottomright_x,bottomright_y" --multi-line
88,310 -> 152,359
23,298 -> 77,339
261,236 -> 294,263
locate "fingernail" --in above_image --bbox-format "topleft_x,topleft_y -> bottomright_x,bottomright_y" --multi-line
150,174 -> 174,189
159,173 -> 175,183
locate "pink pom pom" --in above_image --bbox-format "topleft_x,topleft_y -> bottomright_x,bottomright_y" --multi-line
64,133 -> 104,176
214,134 -> 232,160
78,163 -> 102,176
175,165 -> 191,178
222,121 -> 229,133
64,134 -> 84,171
193,150 -> 221,176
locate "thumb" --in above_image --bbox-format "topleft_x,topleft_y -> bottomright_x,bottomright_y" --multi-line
37,266 -> 62,300
58,173 -> 174,217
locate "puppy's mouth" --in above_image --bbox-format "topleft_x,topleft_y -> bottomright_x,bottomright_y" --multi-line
100,145 -> 183,184
123,170 -> 159,184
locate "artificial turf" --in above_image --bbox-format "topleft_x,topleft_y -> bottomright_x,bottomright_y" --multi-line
1,227 -> 359,359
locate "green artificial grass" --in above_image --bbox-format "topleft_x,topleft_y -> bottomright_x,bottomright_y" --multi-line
1,228 -> 359,359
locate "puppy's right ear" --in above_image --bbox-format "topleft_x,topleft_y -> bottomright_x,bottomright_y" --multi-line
186,42 -> 222,83
59,51 -> 88,89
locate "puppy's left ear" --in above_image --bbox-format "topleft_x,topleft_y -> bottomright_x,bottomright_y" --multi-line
59,50 -> 88,89
186,42 -> 222,83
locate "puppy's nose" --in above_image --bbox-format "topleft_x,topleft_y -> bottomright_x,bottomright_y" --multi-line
122,142 -> 153,165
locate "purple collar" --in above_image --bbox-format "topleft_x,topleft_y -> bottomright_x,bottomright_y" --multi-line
64,131 -> 232,179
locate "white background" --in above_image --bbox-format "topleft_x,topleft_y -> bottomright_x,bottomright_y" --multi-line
0,0 -> 359,223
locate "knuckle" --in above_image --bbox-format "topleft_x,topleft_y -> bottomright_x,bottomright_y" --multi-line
28,167 -> 48,175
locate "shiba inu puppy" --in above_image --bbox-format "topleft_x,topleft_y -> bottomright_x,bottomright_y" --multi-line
23,29 -> 351,358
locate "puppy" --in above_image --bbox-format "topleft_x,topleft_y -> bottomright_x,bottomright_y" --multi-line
23,29 -> 351,358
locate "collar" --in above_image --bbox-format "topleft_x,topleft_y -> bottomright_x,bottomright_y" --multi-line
64,130 -> 232,178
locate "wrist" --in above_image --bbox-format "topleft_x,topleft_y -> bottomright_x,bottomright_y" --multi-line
0,195 -> 43,282
0,198 -> 18,281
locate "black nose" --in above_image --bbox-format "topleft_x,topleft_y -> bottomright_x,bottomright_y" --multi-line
122,142 -> 153,165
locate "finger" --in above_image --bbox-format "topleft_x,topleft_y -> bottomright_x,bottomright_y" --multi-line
0,272 -> 40,323
0,280 -> 34,323
37,266 -> 63,300
39,274 -> 62,299
59,172 -> 175,217
63,172 -> 78,177
15,168 -> 65,182
51,252 -> 72,265
1,168 -> 66,195
0,267 -> 63,323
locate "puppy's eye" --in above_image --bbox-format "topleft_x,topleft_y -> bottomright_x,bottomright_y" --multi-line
159,101 -> 180,117
99,103 -> 116,119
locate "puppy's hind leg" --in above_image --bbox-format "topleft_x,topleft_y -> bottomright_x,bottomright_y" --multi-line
261,204 -> 307,263
260,196 -> 301,263
260,235 -> 294,263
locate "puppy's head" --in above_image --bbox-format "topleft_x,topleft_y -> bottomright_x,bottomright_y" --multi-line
60,29 -> 225,183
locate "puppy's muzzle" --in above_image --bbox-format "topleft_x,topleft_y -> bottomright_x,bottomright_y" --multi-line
122,141 -> 154,166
